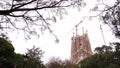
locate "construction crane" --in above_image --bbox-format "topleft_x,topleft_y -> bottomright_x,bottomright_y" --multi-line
100,25 -> 106,45
67,20 -> 83,35
75,20 -> 83,35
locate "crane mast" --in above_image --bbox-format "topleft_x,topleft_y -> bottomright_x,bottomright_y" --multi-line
100,25 -> 106,45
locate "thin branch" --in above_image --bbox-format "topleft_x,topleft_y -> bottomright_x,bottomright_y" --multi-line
11,0 -> 15,9
0,0 -> 71,16
22,16 -> 31,31
8,11 -> 29,17
5,15 -> 29,32
36,0 -> 39,8
36,10 -> 51,32
13,0 -> 37,9
12,5 -> 71,12
84,2 -> 120,18
50,0 -> 63,7
8,14 -> 24,17
36,10 -> 58,40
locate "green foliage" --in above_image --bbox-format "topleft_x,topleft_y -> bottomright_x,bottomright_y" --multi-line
25,46 -> 45,68
0,38 -> 14,57
80,43 -> 120,68
0,38 -> 45,68
0,38 -> 15,68
13,53 -> 24,68
94,45 -> 112,54
10,46 -> 45,68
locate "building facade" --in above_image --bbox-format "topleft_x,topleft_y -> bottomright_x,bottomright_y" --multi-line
70,32 -> 92,64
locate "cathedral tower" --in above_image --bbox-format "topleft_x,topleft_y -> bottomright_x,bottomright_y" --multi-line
70,30 -> 92,64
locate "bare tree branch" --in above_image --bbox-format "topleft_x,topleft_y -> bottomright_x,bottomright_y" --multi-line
13,0 -> 37,9
0,0 -> 84,40
89,0 -> 120,38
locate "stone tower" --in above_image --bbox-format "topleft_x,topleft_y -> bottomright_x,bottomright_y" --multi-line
70,31 -> 92,64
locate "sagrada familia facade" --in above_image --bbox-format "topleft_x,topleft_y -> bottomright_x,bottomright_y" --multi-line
70,30 -> 92,64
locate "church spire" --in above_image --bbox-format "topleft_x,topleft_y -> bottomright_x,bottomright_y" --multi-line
82,27 -> 84,35
75,25 -> 78,36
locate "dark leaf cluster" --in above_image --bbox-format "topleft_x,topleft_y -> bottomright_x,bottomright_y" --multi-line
79,42 -> 120,68
100,1 -> 120,38
0,38 -> 45,68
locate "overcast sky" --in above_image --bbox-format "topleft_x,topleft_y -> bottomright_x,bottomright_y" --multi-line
8,0 -> 119,63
